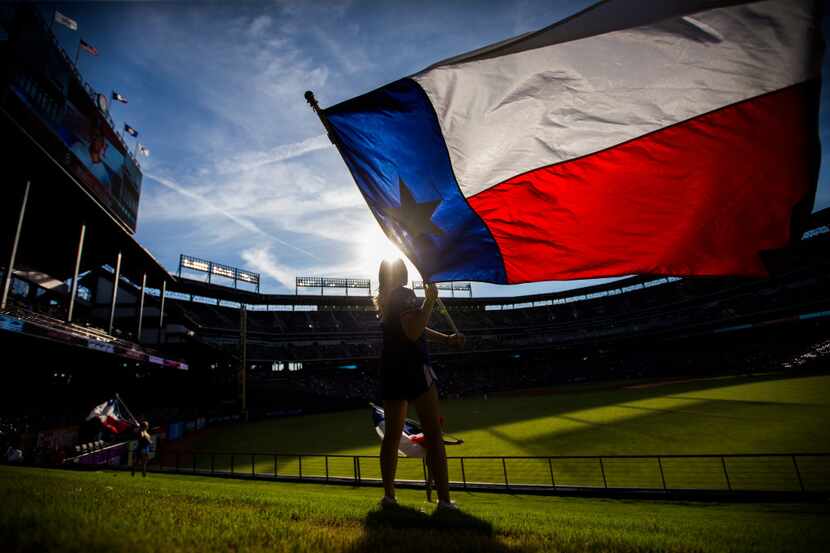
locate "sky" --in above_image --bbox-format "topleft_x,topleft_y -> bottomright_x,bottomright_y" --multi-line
41,1 -> 830,297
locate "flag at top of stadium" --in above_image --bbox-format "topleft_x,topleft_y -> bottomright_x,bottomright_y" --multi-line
319,0 -> 822,285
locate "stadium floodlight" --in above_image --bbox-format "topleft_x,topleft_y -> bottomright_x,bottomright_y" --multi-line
412,281 -> 472,298
178,254 -> 260,292
295,276 -> 371,296
237,270 -> 259,284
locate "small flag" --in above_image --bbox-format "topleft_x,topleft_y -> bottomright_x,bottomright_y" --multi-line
54,11 -> 78,31
139,144 -> 150,157
112,91 -> 128,104
370,403 -> 461,456
371,403 -> 426,457
79,38 -> 97,56
124,123 -> 138,138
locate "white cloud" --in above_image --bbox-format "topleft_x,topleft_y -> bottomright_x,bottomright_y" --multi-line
241,241 -> 376,291
248,14 -> 272,36
215,134 -> 331,175
125,6 -> 331,149
311,25 -> 373,75
144,172 -> 320,260
240,246 -> 298,289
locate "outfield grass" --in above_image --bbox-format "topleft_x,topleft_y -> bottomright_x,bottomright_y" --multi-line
164,374 -> 830,489
1,466 -> 827,553
183,374 -> 830,456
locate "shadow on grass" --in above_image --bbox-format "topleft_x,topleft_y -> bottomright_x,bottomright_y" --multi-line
345,504 -> 525,553
163,372 -> 830,460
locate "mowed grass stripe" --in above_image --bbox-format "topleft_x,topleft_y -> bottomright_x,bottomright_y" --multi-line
1,466 -> 828,553
179,375 -> 830,458
165,375 -> 830,490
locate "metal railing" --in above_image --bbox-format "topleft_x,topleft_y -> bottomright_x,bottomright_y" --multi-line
153,450 -> 829,494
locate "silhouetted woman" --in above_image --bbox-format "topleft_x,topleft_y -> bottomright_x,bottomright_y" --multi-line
375,258 -> 464,510
131,420 -> 152,477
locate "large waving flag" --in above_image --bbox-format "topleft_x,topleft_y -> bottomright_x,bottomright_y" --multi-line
86,399 -> 133,434
320,0 -> 822,284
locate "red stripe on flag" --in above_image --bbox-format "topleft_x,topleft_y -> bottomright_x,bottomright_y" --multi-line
468,82 -> 819,283
81,41 -> 97,56
101,416 -> 131,434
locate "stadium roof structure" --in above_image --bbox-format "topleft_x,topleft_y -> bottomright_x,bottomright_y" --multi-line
170,272 -> 659,308
1,105 -> 174,290
810,206 -> 830,227
169,203 -> 830,308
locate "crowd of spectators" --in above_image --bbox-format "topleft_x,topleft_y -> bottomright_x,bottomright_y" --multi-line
175,246 -> 830,371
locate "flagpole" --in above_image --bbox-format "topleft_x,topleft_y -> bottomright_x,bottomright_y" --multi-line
304,90 -> 340,149
74,40 -> 81,66
304,90 -> 461,336
435,297 -> 458,335
115,393 -> 140,427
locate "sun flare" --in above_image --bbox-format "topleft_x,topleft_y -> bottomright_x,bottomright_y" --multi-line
356,224 -> 419,284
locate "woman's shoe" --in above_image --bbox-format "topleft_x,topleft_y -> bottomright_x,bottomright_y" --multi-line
379,495 -> 398,509
436,499 -> 459,512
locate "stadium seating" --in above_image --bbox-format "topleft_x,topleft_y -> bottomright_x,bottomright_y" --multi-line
144,230 -> 830,411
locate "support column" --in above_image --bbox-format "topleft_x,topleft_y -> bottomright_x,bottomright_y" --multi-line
159,281 -> 167,330
108,252 -> 122,335
240,304 -> 247,416
1,180 -> 30,310
67,223 -> 86,323
136,272 -> 146,341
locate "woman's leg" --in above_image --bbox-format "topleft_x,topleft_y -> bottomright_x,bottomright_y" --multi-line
425,450 -> 434,503
413,384 -> 451,503
381,400 -> 407,499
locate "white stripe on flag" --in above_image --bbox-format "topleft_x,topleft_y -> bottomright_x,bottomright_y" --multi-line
412,0 -> 819,197
54,11 -> 78,31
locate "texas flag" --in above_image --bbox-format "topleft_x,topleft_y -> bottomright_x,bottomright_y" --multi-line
86,399 -> 133,434
371,403 -> 426,457
323,0 -> 822,284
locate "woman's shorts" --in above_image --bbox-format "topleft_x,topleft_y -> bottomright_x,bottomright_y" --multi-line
381,364 -> 437,401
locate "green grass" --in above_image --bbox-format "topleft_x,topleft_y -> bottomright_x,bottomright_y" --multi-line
1,466 -> 827,553
185,374 -> 830,456
165,374 -> 830,490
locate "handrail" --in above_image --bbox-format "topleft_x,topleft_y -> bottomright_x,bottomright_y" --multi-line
169,450 -> 830,460
153,449 -> 830,496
